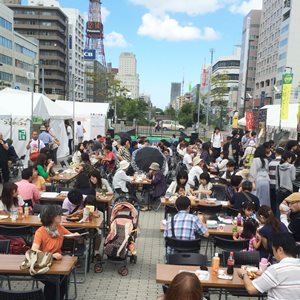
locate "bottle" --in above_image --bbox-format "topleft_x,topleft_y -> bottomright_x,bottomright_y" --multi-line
237,213 -> 242,226
24,203 -> 29,218
212,253 -> 220,275
17,206 -> 23,220
232,219 -> 238,233
226,251 -> 235,275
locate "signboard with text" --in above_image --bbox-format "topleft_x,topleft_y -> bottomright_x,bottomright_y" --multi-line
84,49 -> 96,60
18,129 -> 26,141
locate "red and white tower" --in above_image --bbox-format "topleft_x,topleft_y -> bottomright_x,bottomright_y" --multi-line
85,0 -> 106,67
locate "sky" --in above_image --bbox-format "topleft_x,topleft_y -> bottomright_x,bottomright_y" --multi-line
58,0 -> 263,109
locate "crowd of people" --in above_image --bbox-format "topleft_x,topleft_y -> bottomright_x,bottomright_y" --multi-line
1,124 -> 300,299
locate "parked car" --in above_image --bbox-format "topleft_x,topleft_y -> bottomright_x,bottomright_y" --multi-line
161,120 -> 185,131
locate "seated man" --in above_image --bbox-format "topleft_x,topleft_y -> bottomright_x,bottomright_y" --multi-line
62,189 -> 84,215
239,232 -> 300,299
280,193 -> 300,242
164,196 -> 209,255
230,180 -> 260,211
16,167 -> 41,206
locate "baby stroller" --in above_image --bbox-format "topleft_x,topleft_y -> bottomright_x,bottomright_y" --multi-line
94,202 -> 139,276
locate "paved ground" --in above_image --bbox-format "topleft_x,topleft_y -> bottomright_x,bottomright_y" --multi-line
0,205 -> 254,300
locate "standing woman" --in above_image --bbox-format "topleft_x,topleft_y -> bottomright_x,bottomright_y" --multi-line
211,127 -> 224,160
250,146 -> 270,206
31,205 -> 80,300
276,151 -> 295,216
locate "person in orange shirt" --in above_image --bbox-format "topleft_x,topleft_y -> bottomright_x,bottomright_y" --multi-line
32,205 -> 80,300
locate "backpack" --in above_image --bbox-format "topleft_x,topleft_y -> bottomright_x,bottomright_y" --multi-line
20,250 -> 53,276
0,235 -> 29,254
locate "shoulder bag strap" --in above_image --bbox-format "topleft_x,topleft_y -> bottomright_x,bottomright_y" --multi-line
171,216 -> 176,238
242,192 -> 253,203
70,205 -> 80,215
277,165 -> 280,187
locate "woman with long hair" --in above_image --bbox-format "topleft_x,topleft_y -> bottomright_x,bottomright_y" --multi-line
250,146 -> 270,206
72,142 -> 85,164
35,153 -> 54,179
0,182 -> 24,213
257,205 -> 288,258
166,170 -> 191,197
89,169 -> 112,195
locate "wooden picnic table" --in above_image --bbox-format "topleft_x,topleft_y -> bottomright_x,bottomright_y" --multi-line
0,254 -> 77,299
156,264 -> 244,288
161,197 -> 229,208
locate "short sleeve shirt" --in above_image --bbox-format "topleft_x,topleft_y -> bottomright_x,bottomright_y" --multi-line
0,196 -> 24,213
33,225 -> 71,253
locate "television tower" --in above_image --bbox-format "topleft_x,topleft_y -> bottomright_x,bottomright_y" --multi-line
85,0 -> 106,67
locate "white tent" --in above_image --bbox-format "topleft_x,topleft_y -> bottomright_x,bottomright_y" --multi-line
261,104 -> 298,129
55,100 -> 109,141
0,88 -> 72,160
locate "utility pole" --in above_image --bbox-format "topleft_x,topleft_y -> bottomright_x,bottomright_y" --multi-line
206,48 -> 215,127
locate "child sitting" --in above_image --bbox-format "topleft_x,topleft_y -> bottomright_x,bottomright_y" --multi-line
192,172 -> 213,198
233,218 -> 260,252
175,185 -> 187,196
241,200 -> 257,223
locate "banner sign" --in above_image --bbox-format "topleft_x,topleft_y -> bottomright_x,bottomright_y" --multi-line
281,73 -> 294,120
90,113 -> 105,138
84,49 -> 96,60
32,116 -> 43,125
246,111 -> 253,130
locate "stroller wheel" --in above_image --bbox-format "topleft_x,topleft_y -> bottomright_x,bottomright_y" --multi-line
94,263 -> 103,273
118,266 -> 128,276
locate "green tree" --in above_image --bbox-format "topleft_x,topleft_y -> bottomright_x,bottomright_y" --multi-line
164,105 -> 176,119
210,72 -> 230,129
178,102 -> 197,128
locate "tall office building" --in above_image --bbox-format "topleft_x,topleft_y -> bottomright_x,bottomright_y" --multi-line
116,52 -> 139,99
238,10 -> 261,114
275,0 -> 300,104
254,0 -> 283,106
170,82 -> 181,106
211,47 -> 241,109
0,3 -> 39,91
8,3 -> 68,100
62,8 -> 84,102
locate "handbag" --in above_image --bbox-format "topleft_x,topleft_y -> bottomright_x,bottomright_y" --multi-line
20,249 -> 53,276
50,138 -> 60,150
29,139 -> 40,161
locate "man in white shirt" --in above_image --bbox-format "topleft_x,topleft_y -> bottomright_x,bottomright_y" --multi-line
188,157 -> 203,187
183,146 -> 193,171
76,121 -> 85,144
112,161 -> 132,193
26,131 -> 45,162
66,122 -> 73,155
238,232 -> 300,299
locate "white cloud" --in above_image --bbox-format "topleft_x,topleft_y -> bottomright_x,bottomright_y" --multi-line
105,32 -> 129,48
130,0 -> 226,15
230,0 -> 263,15
137,13 -> 220,41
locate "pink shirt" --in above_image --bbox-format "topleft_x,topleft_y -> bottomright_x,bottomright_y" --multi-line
16,180 -> 40,205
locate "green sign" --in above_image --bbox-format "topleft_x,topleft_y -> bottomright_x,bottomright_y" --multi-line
18,129 -> 26,141
32,116 -> 43,125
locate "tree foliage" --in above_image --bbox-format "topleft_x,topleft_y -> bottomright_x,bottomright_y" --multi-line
210,72 -> 229,107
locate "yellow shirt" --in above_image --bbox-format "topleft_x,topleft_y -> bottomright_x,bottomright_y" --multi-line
32,176 -> 46,191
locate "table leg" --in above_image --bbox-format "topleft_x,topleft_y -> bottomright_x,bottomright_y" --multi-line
55,277 -> 60,300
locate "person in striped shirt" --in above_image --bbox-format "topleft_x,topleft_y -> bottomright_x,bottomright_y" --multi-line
238,232 -> 300,299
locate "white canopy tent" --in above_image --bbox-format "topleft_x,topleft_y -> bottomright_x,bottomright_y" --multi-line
55,100 -> 109,141
0,88 -> 72,160
261,104 -> 298,130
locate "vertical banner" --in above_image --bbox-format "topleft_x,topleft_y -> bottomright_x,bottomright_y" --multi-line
232,112 -> 238,129
281,73 -> 294,120
245,111 -> 253,130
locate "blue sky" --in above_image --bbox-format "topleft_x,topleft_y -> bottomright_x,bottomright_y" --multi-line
59,0 -> 262,108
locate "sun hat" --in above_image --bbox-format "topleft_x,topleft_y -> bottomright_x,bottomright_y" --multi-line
193,156 -> 201,166
40,125 -> 46,131
249,140 -> 256,147
285,193 -> 300,203
119,160 -> 130,170
149,162 -> 160,171
236,169 -> 250,179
